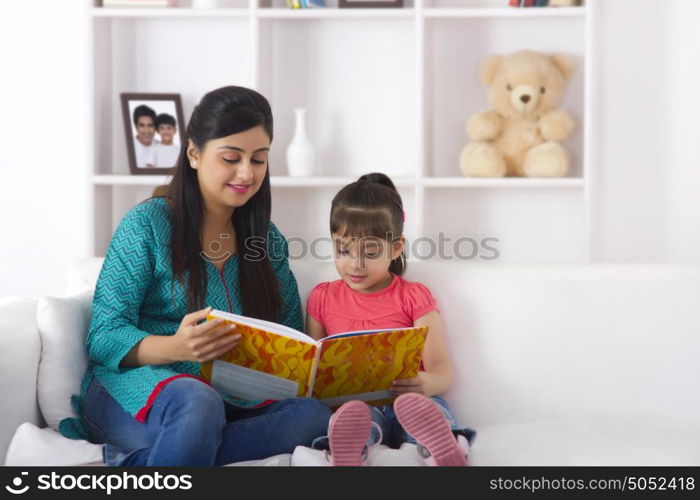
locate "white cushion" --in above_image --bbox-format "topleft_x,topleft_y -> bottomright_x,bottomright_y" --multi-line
470,418 -> 700,466
5,423 -> 103,466
225,454 -> 292,466
36,290 -> 93,431
291,443 -> 426,466
0,297 -> 42,464
5,423 -> 292,467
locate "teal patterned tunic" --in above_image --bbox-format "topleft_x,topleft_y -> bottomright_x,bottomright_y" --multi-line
59,198 -> 303,440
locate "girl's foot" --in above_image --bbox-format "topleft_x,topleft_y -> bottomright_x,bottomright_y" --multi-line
327,400 -> 372,466
394,393 -> 469,466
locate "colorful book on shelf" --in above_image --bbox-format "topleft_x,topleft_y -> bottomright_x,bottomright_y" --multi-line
288,0 -> 326,8
510,0 -> 540,6
199,310 -> 428,407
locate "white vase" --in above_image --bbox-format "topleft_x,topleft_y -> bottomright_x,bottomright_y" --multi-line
286,108 -> 315,177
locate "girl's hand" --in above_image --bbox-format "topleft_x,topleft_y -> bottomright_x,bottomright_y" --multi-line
390,374 -> 428,396
169,307 -> 241,363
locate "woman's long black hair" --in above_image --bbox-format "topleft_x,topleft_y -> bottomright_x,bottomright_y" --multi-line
159,86 -> 282,321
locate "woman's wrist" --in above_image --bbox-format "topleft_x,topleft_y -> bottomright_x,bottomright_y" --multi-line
123,334 -> 181,367
159,334 -> 182,364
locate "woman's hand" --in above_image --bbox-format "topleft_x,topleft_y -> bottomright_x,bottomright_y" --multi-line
169,307 -> 241,363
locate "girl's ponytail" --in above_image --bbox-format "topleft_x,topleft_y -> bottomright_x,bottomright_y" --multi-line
357,172 -> 398,192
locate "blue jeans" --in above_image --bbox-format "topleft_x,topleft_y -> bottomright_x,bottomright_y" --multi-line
372,395 -> 477,448
311,396 -> 477,450
82,376 -> 332,466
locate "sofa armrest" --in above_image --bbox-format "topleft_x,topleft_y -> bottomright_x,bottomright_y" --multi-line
0,297 -> 42,464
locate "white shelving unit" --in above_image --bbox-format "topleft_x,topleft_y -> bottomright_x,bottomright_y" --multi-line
88,0 -> 596,263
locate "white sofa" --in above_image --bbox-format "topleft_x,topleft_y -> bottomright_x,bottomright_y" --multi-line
2,258 -> 700,466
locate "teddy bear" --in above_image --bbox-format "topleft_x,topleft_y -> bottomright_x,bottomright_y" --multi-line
459,50 -> 575,177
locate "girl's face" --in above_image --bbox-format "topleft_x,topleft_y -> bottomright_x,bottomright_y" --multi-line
188,125 -> 270,211
333,233 -> 404,294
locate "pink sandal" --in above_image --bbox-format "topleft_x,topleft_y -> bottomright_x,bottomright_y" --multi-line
326,400 -> 374,466
394,393 -> 469,466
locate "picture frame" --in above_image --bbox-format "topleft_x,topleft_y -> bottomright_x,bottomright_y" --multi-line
120,93 -> 185,175
339,0 -> 404,8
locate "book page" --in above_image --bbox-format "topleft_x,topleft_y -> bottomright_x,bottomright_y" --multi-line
323,327 -> 400,341
210,360 -> 299,401
209,309 -> 315,344
201,314 -> 319,398
311,326 -> 428,404
320,390 -> 394,409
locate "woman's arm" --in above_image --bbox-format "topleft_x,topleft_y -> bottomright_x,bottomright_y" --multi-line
391,310 -> 454,397
122,335 -> 177,367
86,203 -> 160,371
122,308 -> 241,367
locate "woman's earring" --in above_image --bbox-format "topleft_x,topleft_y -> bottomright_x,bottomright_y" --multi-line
191,160 -> 197,167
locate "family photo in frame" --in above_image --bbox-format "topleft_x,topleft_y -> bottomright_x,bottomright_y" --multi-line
121,93 -> 185,175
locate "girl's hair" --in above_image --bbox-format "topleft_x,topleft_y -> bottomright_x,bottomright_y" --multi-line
156,86 -> 282,321
330,172 -> 406,276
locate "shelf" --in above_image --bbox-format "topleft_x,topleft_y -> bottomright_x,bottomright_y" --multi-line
93,175 -> 172,186
271,176 -> 416,187
423,7 -> 585,19
88,0 -> 597,262
91,7 -> 249,18
422,177 -> 585,188
92,175 -> 416,188
257,8 -> 415,19
91,6 -> 584,20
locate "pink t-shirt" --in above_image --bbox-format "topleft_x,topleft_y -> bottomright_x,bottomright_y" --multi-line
306,274 -> 439,336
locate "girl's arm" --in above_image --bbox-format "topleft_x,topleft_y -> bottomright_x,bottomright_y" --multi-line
306,312 -> 327,340
391,310 -> 454,397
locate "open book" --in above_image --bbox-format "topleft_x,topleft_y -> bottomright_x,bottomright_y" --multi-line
200,310 -> 428,407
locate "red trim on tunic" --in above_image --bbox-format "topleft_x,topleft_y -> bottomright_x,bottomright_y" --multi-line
135,374 -> 209,423
253,399 -> 276,408
219,267 -> 233,313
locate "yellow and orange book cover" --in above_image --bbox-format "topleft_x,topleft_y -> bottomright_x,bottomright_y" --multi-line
200,310 -> 428,406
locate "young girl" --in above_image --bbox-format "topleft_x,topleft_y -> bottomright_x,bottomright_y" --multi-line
306,173 -> 476,466
59,86 -> 331,466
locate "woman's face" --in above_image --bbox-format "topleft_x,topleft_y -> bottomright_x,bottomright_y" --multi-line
189,125 -> 270,211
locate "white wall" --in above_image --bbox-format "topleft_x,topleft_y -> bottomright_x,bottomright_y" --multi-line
0,0 -> 699,299
666,0 -> 700,263
593,0 -> 669,261
593,0 -> 700,262
0,0 -> 89,298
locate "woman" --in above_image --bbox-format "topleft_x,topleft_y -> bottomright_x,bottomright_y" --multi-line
60,86 -> 331,466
